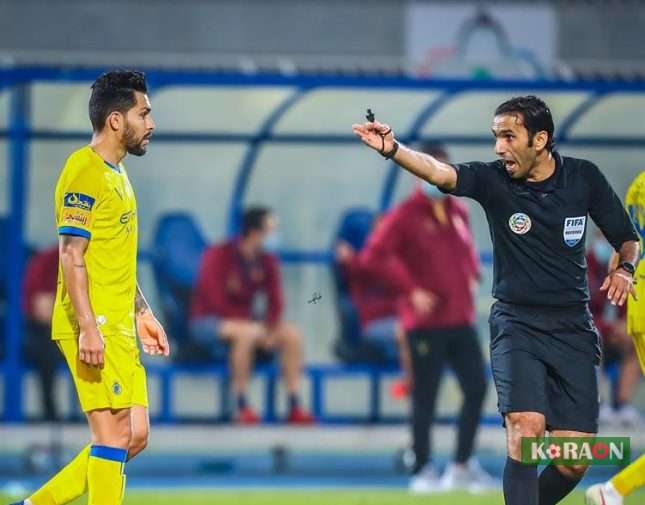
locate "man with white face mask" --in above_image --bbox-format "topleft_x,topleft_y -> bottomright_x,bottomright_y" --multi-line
356,144 -> 495,493
190,206 -> 314,424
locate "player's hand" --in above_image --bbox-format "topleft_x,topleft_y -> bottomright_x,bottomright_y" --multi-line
352,120 -> 395,155
79,324 -> 105,368
600,268 -> 638,306
136,310 -> 171,357
410,288 -> 436,316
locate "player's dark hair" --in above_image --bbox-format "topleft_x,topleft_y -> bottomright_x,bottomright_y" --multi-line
89,70 -> 147,132
242,207 -> 272,237
495,95 -> 555,152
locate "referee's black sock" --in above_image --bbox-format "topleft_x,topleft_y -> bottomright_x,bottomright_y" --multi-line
503,456 -> 537,505
538,464 -> 582,505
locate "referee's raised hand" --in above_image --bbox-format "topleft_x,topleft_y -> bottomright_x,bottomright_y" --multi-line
600,267 -> 638,306
352,120 -> 396,156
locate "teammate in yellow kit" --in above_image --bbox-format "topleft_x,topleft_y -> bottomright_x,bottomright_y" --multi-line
12,70 -> 170,505
586,170 -> 645,505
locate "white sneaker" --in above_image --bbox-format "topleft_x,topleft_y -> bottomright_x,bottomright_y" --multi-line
599,404 -> 616,425
409,464 -> 442,494
439,459 -> 499,493
616,404 -> 643,427
585,482 -> 624,505
439,462 -> 470,491
465,459 -> 500,493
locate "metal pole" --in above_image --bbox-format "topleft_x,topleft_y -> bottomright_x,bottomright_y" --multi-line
4,84 -> 29,422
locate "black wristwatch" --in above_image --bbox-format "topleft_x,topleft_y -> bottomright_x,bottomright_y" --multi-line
618,261 -> 636,276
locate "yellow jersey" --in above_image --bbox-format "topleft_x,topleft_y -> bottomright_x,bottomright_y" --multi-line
52,145 -> 138,339
625,170 -> 645,336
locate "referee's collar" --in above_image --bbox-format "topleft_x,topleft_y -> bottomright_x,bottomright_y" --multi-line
524,151 -> 565,192
553,151 -> 567,189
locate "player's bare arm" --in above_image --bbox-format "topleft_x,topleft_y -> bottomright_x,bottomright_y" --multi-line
601,240 -> 640,306
135,283 -> 170,356
59,234 -> 104,367
351,119 -> 457,190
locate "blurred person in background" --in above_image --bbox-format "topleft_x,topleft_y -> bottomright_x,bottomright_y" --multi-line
190,206 -> 314,425
356,144 -> 493,493
587,230 -> 642,426
22,244 -> 63,421
335,217 -> 412,397
586,170 -> 645,505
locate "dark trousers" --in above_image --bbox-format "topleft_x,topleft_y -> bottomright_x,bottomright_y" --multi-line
408,325 -> 487,472
23,320 -> 62,421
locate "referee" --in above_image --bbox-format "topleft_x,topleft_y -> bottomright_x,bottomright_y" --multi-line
352,96 -> 639,505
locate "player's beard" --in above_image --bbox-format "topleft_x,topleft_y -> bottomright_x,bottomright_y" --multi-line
123,122 -> 148,157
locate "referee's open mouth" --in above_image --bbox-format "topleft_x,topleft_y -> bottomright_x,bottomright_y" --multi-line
504,159 -> 518,174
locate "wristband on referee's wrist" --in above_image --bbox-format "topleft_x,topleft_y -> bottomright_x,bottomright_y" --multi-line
382,140 -> 399,160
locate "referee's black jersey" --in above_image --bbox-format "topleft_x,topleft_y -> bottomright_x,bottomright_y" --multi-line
449,152 -> 638,307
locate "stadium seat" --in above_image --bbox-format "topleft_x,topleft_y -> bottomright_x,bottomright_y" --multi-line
152,212 -> 209,363
331,207 -> 395,365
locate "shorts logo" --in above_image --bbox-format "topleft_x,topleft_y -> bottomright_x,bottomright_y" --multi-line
112,382 -> 122,396
563,216 -> 586,247
509,213 -> 532,235
64,192 -> 95,211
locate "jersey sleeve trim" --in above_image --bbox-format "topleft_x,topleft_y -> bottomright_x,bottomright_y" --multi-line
58,226 -> 91,239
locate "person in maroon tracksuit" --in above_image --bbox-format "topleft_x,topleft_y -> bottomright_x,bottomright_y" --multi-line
190,207 -> 313,424
335,218 -> 411,393
356,144 -> 494,493
22,244 -> 63,420
587,231 -> 641,425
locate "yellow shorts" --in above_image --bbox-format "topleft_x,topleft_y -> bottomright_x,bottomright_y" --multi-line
57,335 -> 148,412
633,332 -> 645,376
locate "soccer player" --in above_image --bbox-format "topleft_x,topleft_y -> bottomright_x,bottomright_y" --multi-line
585,170 -> 645,505
352,96 -> 639,505
12,70 -> 170,505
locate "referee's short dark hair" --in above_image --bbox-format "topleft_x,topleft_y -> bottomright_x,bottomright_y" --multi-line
89,70 -> 148,132
495,95 -> 555,152
242,206 -> 272,237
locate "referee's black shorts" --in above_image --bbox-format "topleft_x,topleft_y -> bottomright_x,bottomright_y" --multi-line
489,301 -> 601,434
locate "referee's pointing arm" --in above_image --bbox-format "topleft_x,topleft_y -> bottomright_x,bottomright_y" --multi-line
352,120 -> 457,191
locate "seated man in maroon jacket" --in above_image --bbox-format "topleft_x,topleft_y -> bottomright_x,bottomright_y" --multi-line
23,244 -> 63,421
190,207 -> 314,424
356,144 -> 494,493
335,218 -> 411,396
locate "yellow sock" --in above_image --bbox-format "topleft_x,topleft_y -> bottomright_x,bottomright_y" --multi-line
611,453 -> 645,497
87,445 -> 128,505
29,444 -> 90,505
